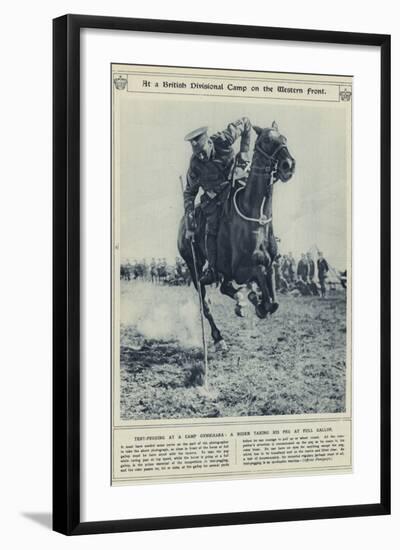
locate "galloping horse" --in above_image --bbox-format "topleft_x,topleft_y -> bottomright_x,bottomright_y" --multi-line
177,122 -> 296,350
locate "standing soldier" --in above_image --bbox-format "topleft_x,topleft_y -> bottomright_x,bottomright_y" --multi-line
317,251 -> 329,297
287,252 -> 296,283
125,261 -> 132,281
281,254 -> 291,288
297,253 -> 309,283
150,257 -> 156,283
157,257 -> 167,284
142,258 -> 149,280
307,252 -> 319,295
183,118 -> 253,285
296,253 -> 310,295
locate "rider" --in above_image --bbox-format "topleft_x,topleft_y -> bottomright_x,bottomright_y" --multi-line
183,117 -> 252,285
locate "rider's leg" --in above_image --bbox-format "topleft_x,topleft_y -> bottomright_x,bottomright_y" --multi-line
200,208 -> 219,285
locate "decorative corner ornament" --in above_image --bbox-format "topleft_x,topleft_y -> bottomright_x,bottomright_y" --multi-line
114,74 -> 128,91
339,86 -> 352,101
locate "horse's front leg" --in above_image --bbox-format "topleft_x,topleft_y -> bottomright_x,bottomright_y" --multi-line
220,277 -> 247,317
265,262 -> 277,303
253,254 -> 279,319
200,283 -> 227,351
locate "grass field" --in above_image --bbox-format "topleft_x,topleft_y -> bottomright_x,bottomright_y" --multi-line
119,280 -> 347,420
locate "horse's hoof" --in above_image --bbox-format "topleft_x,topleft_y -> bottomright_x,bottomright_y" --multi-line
255,304 -> 267,319
234,304 -> 246,317
268,302 -> 279,315
248,291 -> 259,306
215,339 -> 228,352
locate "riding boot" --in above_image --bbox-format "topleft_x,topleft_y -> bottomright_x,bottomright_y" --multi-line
200,233 -> 218,285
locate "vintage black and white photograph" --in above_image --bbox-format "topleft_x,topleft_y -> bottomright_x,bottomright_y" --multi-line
111,64 -> 352,484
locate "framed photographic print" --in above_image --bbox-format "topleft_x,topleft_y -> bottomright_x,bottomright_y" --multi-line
53,14 -> 390,535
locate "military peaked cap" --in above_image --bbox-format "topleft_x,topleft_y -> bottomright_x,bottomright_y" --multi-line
184,126 -> 209,152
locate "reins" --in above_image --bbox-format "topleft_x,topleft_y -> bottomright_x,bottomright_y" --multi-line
233,169 -> 275,226
233,142 -> 281,226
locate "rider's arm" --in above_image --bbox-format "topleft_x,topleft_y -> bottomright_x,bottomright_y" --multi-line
183,164 -> 200,216
212,117 -> 252,153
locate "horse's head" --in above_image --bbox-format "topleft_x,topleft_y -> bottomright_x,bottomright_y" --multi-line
253,121 -> 295,183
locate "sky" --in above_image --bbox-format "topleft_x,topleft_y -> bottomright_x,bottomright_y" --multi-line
116,86 -> 350,270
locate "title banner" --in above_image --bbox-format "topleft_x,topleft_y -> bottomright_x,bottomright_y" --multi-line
114,72 -> 352,102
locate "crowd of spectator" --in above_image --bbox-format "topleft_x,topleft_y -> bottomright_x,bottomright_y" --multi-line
121,250 -> 345,297
120,257 -> 191,286
274,250 -> 335,298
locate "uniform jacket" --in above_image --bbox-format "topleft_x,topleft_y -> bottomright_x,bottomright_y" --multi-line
317,257 -> 329,277
297,259 -> 309,279
308,259 -> 315,279
183,117 -> 252,214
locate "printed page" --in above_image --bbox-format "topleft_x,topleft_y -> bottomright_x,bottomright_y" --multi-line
111,64 -> 352,485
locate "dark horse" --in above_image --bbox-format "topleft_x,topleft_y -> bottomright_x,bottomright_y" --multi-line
177,122 -> 296,350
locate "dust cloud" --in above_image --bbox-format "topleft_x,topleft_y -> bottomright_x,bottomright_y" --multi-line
120,281 -> 202,348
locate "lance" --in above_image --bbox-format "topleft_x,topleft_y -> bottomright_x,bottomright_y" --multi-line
179,175 -> 209,389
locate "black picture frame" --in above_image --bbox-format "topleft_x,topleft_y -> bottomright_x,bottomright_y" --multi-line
53,14 -> 391,535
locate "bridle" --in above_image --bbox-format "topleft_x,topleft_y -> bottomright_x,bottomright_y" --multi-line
253,139 -> 291,181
